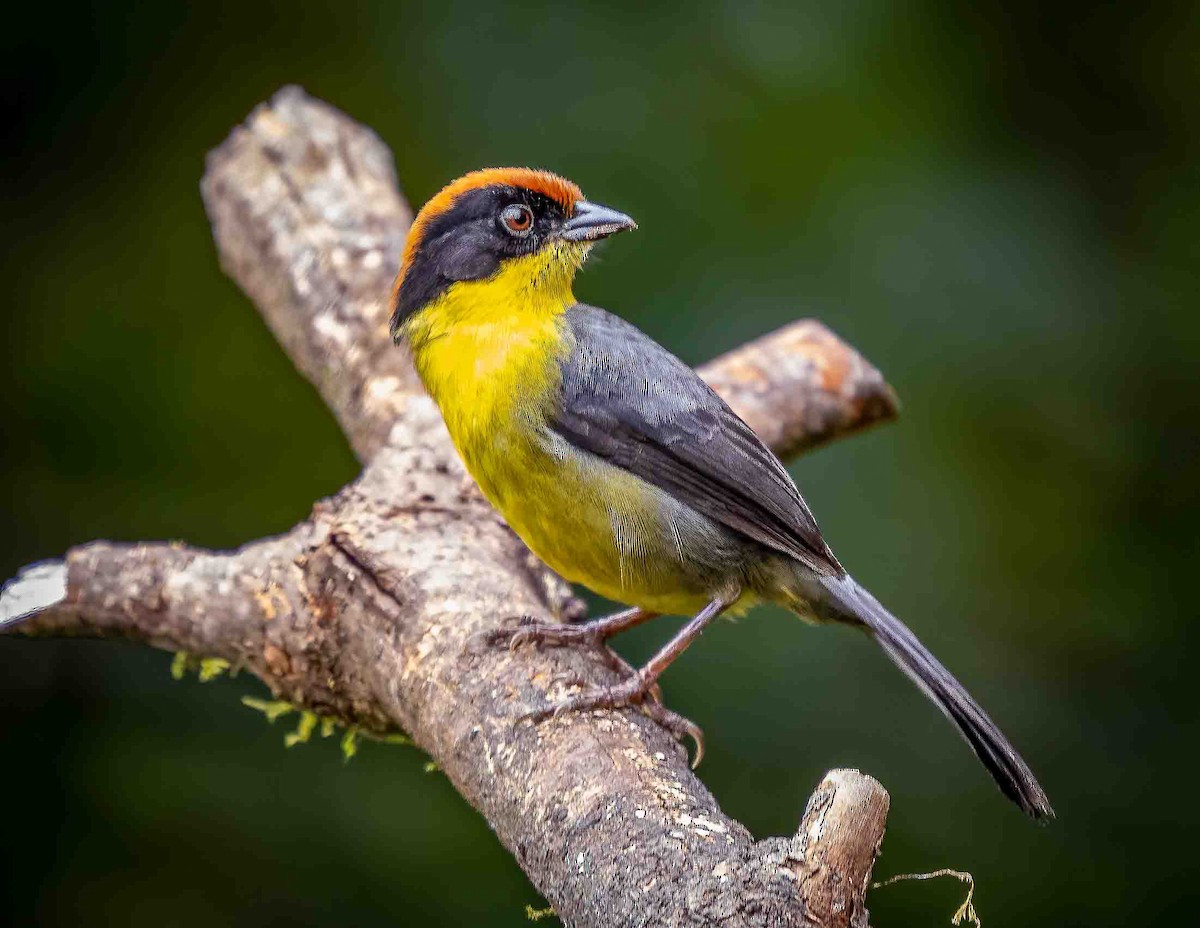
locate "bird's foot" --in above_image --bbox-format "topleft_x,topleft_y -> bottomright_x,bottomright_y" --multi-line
486,613 -> 637,677
488,611 -> 705,764
485,614 -> 606,651
525,672 -> 706,768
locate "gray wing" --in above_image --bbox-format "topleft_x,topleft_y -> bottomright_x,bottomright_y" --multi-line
551,304 -> 843,577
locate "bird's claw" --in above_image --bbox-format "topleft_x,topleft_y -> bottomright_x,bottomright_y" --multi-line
520,672 -> 650,723
485,616 -> 603,652
522,674 -> 706,768
641,701 -> 706,768
490,615 -> 705,766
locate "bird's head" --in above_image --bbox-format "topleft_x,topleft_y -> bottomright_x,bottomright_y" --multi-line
388,168 -> 636,341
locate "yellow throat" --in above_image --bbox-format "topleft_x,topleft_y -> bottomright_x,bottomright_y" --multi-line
400,244 -> 586,476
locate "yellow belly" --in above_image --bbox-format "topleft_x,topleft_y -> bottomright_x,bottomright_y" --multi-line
464,425 -> 718,615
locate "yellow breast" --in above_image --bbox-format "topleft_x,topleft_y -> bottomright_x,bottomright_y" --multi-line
402,251 -> 720,616
403,252 -> 570,470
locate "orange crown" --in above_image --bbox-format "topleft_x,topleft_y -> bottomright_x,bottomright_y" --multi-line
391,168 -> 583,306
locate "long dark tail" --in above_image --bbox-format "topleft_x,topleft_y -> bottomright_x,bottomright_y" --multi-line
818,574 -> 1054,820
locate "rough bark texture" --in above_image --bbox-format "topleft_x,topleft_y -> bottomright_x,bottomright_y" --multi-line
3,86 -> 900,928
201,85 -> 420,460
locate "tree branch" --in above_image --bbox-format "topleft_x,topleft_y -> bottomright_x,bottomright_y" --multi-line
200,85 -> 420,460
4,86 -> 899,927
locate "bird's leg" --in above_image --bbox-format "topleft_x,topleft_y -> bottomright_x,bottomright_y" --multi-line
525,595 -> 732,763
487,605 -> 658,651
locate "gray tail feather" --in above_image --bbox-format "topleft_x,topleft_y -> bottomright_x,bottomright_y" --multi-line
819,574 -> 1054,820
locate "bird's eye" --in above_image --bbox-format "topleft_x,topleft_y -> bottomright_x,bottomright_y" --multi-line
500,204 -> 534,236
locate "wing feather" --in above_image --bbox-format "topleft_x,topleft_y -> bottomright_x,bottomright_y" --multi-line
552,304 -> 843,577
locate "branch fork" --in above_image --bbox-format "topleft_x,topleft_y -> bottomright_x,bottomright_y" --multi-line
3,85 -> 900,927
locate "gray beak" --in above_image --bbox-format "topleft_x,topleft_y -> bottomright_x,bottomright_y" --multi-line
561,200 -> 638,242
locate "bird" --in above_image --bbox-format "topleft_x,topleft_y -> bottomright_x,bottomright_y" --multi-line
388,167 -> 1053,820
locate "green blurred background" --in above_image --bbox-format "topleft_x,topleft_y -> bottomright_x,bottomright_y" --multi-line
3,1 -> 1197,924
